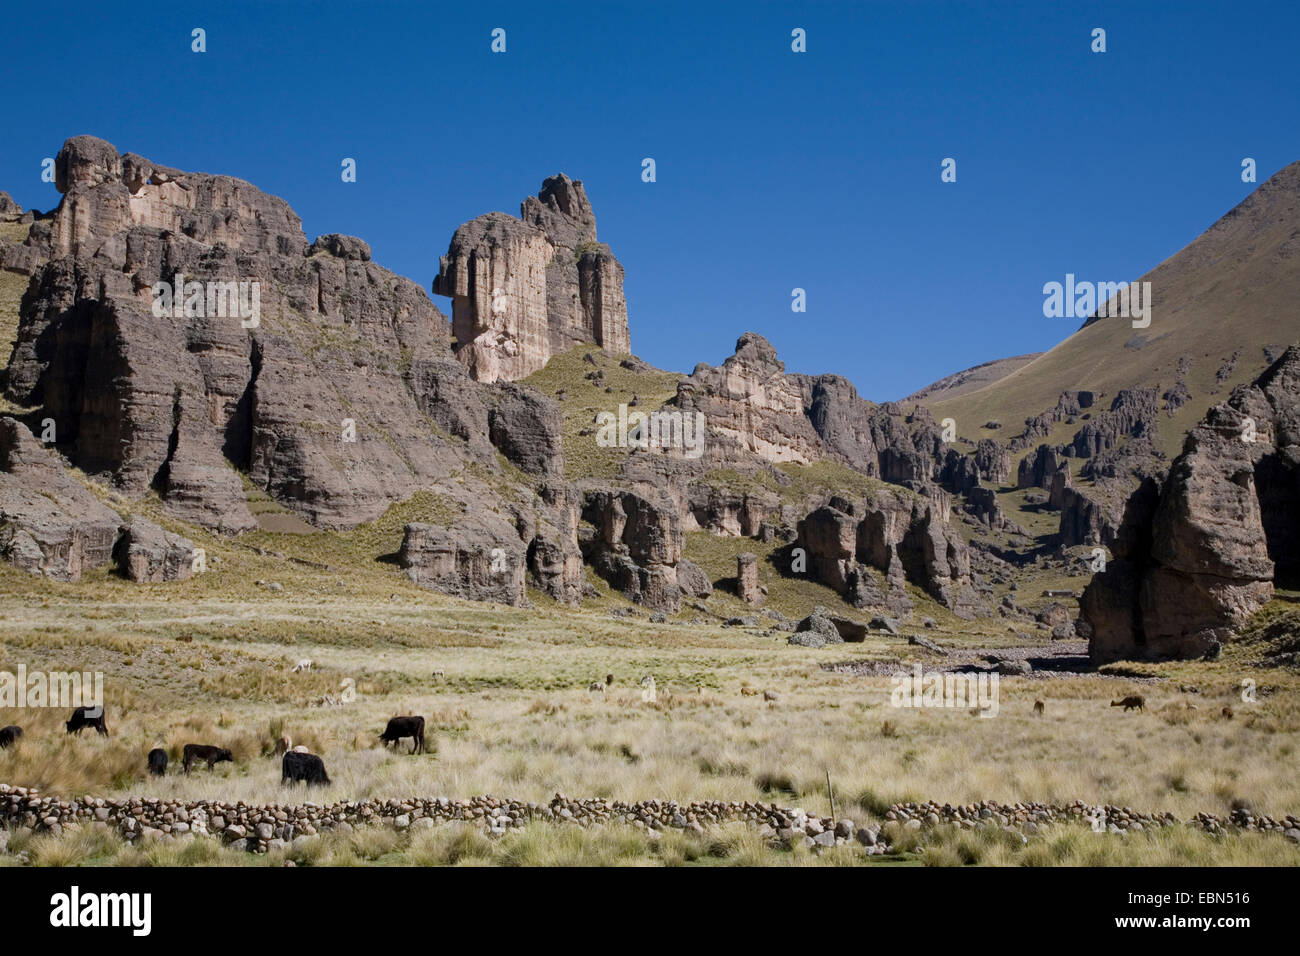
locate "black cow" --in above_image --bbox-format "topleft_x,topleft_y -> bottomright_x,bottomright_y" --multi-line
182,743 -> 233,774
65,706 -> 108,736
379,715 -> 426,754
0,725 -> 22,749
147,748 -> 168,776
282,750 -> 330,786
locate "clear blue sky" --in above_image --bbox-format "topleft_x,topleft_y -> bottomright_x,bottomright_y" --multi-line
3,1 -> 1297,400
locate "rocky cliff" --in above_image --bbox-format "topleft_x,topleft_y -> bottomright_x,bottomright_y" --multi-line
1083,347 -> 1300,662
432,174 -> 630,382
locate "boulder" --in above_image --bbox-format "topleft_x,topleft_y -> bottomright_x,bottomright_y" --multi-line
115,516 -> 195,583
790,607 -> 844,648
676,556 -> 713,598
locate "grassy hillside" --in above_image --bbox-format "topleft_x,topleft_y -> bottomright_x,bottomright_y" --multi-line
522,346 -> 682,481
929,161 -> 1300,462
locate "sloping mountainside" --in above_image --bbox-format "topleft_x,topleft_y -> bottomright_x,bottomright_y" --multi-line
903,352 -> 1042,404
926,161 -> 1300,463
1,136 -> 1297,669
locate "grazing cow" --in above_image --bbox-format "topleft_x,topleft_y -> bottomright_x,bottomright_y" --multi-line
65,706 -> 108,736
0,725 -> 22,749
379,715 -> 425,754
1222,706 -> 1235,719
291,658 -> 313,673
182,743 -> 234,774
588,680 -> 606,694
740,687 -> 758,696
1033,699 -> 1045,716
147,748 -> 168,776
1111,695 -> 1145,712
282,750 -> 330,786
640,675 -> 657,703
763,690 -> 778,702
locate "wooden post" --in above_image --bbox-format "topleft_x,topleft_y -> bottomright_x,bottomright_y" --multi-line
826,770 -> 836,824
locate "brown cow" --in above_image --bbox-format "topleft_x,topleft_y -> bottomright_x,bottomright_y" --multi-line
182,744 -> 233,773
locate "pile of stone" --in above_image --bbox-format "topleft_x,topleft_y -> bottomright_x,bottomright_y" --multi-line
3,786 -> 1295,854
0,785 -> 886,855
885,799 -> 1300,841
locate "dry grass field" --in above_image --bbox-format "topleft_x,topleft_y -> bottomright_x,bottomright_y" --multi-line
2,506 -> 1298,865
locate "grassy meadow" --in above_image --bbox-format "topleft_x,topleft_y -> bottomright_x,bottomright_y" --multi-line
2,513 -> 1298,865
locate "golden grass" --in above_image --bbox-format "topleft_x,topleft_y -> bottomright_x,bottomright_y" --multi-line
2,815 -> 1292,867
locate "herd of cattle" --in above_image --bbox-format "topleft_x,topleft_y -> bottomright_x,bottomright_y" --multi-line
0,709 -> 429,787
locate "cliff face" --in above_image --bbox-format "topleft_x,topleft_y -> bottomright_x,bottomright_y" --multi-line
433,174 -> 630,382
4,136 -> 481,532
1083,347 -> 1300,662
0,136 -> 1006,625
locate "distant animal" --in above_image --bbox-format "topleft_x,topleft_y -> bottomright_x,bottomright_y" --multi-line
176,634 -> 193,643
0,725 -> 22,749
183,743 -> 234,773
291,745 -> 310,754
605,673 -> 614,687
763,690 -> 778,702
1111,695 -> 1145,712
588,681 -> 606,694
147,748 -> 168,776
1222,706 -> 1234,719
65,706 -> 108,736
740,687 -> 759,697
274,736 -> 292,756
379,715 -> 425,754
282,750 -> 330,786
1033,699 -> 1045,716
640,675 -> 657,703
291,659 -> 313,673
432,669 -> 445,678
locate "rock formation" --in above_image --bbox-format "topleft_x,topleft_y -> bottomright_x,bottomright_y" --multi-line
0,417 -> 120,581
580,488 -> 683,612
675,557 -> 713,598
432,174 -> 630,382
795,488 -> 980,617
737,552 -> 762,604
1084,347 -> 1300,662
115,516 -> 195,583
679,333 -> 823,465
398,517 -> 528,606
1069,387 -> 1160,458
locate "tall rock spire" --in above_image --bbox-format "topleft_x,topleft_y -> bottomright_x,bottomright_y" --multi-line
433,174 -> 630,382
